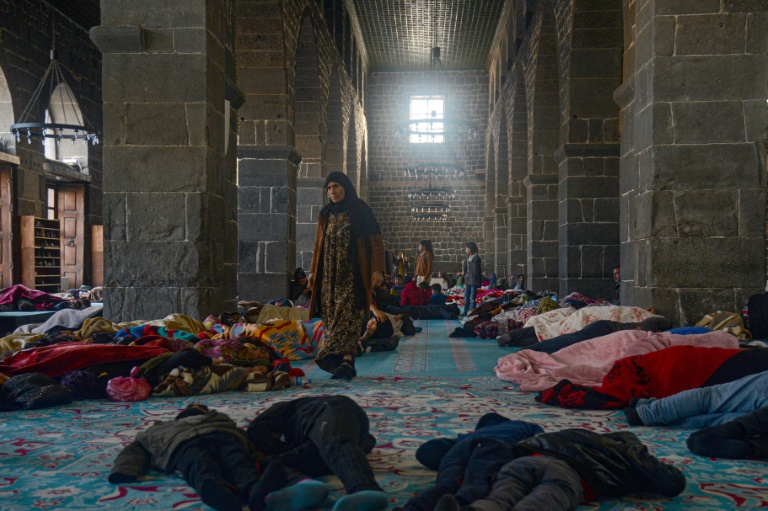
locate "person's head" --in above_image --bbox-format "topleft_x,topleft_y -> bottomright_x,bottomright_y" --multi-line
518,273 -> 525,283
418,240 -> 434,255
613,265 -> 621,281
175,403 -> 209,420
431,283 -> 442,294
403,275 -> 413,284
323,171 -> 358,204
418,282 -> 430,291
465,241 -> 479,255
395,275 -> 404,286
293,267 -> 307,285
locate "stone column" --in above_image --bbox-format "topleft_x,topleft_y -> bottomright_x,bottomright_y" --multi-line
557,144 -> 620,299
91,0 -> 239,321
494,208 -> 508,276
619,0 -> 768,324
238,146 -> 298,302
525,174 -> 558,291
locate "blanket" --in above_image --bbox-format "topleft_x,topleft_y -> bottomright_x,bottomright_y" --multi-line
536,346 -> 742,409
14,305 -> 103,335
494,329 -> 738,391
152,364 -> 252,397
525,306 -> 655,341
0,343 -> 170,377
0,284 -> 66,309
228,319 -> 324,360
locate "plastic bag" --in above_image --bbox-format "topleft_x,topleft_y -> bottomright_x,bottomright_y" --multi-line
106,367 -> 151,402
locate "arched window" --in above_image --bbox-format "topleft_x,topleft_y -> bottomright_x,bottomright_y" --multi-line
0,66 -> 14,153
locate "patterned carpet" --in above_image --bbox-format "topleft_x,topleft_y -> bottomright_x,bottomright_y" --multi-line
1,320 -> 766,510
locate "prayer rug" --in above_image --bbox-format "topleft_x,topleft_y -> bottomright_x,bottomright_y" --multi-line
0,320 -> 764,510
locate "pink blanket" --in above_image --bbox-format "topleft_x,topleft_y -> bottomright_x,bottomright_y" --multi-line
494,329 -> 738,391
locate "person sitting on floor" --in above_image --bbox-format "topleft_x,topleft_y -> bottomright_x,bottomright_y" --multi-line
390,274 -> 405,303
430,284 -> 447,306
109,403 -> 264,511
400,276 -> 429,307
246,395 -> 388,511
288,268 -> 312,307
432,428 -> 686,511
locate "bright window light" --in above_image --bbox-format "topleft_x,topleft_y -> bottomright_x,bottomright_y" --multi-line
409,95 -> 444,144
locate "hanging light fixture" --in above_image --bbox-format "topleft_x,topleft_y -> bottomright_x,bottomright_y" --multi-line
404,163 -> 465,179
393,0 -> 478,142
10,2 -> 100,147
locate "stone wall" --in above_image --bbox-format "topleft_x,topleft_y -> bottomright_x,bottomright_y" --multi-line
616,0 -> 768,324
367,70 -> 489,274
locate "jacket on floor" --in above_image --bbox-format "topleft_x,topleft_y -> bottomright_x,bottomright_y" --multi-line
246,395 -> 375,455
109,410 -> 253,480
513,429 -> 686,498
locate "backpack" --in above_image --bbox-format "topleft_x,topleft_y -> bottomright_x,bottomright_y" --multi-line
747,293 -> 768,339
695,311 -> 751,341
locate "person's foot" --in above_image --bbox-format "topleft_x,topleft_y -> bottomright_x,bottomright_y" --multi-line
263,479 -> 329,511
315,354 -> 343,373
332,490 -> 388,511
623,406 -> 643,426
331,361 -> 356,380
198,480 -> 242,511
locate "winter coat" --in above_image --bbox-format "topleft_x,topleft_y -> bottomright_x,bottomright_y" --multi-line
109,411 -> 253,481
415,252 -> 434,281
514,429 -> 686,498
462,255 -> 482,287
307,212 -> 385,318
400,281 -> 429,307
246,395 -> 375,455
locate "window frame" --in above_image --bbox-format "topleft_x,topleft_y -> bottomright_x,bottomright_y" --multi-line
409,95 -> 445,144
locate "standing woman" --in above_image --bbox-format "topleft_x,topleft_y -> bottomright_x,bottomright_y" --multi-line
308,172 -> 385,380
462,241 -> 482,316
414,239 -> 434,285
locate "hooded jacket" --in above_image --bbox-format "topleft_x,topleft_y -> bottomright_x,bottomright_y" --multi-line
109,410 -> 254,481
513,429 -> 686,498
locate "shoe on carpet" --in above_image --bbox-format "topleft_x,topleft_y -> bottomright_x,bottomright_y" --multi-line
331,361 -> 356,380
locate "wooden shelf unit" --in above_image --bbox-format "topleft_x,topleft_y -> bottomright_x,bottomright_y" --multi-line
21,216 -> 61,292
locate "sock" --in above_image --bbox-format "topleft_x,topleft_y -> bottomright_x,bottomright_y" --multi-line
332,490 -> 388,511
434,494 -> 460,511
331,361 -> 356,380
623,406 -> 643,426
264,479 -> 329,511
249,460 -> 288,511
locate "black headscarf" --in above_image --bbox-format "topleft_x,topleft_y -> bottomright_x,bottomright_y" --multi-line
319,172 -> 380,239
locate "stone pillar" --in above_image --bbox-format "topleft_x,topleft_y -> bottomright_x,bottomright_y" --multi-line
483,216 -> 495,270
296,178 -> 324,270
92,0 -> 239,321
618,0 -> 768,324
494,208 -> 508,276
557,144 -> 620,299
238,146 -> 298,302
525,174 -> 558,291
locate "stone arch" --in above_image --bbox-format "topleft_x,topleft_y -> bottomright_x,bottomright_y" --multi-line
506,68 -> 528,279
0,65 -> 14,153
523,4 -> 560,292
294,14 -> 324,270
325,67 -> 344,174
556,0 -> 623,299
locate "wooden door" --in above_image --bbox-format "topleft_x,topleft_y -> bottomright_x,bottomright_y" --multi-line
0,167 -> 12,288
58,185 -> 84,289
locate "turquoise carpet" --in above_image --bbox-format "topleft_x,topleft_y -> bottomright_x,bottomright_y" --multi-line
1,320 -> 766,510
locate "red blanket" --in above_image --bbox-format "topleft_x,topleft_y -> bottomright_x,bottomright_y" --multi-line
537,345 -> 740,409
0,342 -> 170,377
0,284 -> 66,309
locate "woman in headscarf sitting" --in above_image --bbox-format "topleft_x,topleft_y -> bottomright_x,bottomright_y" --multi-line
289,268 -> 312,307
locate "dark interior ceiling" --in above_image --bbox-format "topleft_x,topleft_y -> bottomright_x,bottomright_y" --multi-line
352,0 -> 506,71
50,0 -> 100,32
53,0 -> 505,72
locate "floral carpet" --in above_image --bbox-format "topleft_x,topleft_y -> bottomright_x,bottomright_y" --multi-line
1,321 -> 766,510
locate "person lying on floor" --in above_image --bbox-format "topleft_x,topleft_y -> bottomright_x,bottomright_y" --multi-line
538,344 -> 768,410
498,315 -> 674,349
687,406 -> 768,460
386,302 -> 461,320
359,308 -> 416,353
246,395 -> 388,511
624,369 -> 768,430
392,413 -> 543,511
432,429 -> 686,511
109,403 -> 263,511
